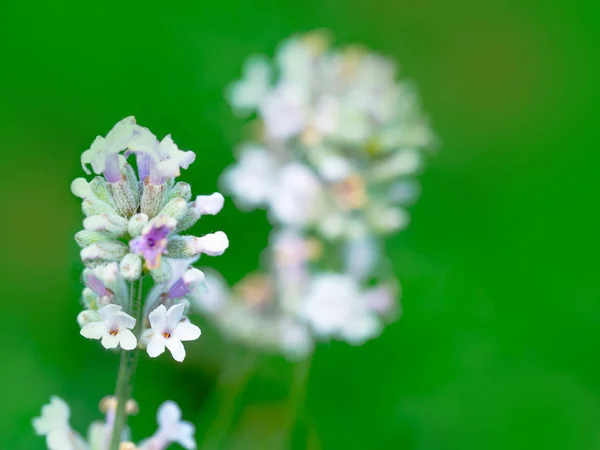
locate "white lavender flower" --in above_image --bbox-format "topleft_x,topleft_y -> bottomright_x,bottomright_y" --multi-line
80,304 -> 137,350
35,116 -> 229,448
143,304 -> 201,362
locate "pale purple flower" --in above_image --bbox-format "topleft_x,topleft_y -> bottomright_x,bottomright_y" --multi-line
130,216 -> 176,270
168,268 -> 205,300
144,304 -> 201,362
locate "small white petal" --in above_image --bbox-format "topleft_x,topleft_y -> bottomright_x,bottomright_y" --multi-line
174,321 -> 201,342
70,178 -> 92,199
118,329 -> 137,350
98,304 -> 122,322
116,312 -> 136,330
194,232 -> 229,256
147,335 -> 166,357
80,322 -> 104,340
165,338 -> 186,362
148,305 -> 167,331
157,400 -> 182,426
194,193 -> 224,216
166,303 -> 185,329
101,333 -> 120,349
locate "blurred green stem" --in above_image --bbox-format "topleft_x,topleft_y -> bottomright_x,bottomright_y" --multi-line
109,277 -> 143,450
201,350 -> 257,450
283,354 -> 314,449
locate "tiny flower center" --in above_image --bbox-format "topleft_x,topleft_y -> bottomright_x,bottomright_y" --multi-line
109,330 -> 119,336
147,238 -> 156,247
162,332 -> 171,339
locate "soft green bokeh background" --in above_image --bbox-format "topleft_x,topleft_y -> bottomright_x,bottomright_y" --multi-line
1,0 -> 598,449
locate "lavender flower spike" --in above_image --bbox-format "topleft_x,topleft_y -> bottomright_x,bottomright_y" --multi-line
130,216 -> 177,270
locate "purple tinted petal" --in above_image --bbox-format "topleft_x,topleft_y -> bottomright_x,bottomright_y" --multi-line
85,273 -> 108,297
168,278 -> 190,299
103,153 -> 122,183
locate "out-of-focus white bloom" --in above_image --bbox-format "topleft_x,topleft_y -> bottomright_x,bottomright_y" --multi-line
344,236 -> 379,281
144,304 -> 201,362
139,401 -> 196,450
260,83 -> 307,140
279,317 -> 314,360
33,397 -> 86,450
300,273 -> 382,344
228,56 -> 271,112
190,269 -> 228,313
221,144 -> 279,209
80,304 -> 137,350
269,163 -> 323,226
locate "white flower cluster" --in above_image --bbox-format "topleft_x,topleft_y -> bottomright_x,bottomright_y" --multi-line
189,31 -> 433,360
71,116 -> 229,362
33,396 -> 196,450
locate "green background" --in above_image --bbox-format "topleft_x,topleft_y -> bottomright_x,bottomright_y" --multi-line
0,0 -> 598,448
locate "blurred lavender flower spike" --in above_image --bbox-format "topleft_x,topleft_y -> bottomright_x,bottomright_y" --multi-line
196,30 -> 434,358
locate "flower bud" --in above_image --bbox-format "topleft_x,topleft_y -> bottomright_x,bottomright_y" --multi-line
81,241 -> 129,264
71,178 -> 92,199
167,232 -> 229,258
149,258 -> 172,283
125,162 -> 141,206
90,176 -> 117,208
176,192 -> 225,232
74,230 -> 113,248
108,178 -> 138,218
128,213 -> 149,238
83,213 -> 128,237
120,253 -> 142,281
77,309 -> 100,327
82,197 -> 118,217
157,197 -> 188,222
165,181 -> 192,203
140,182 -> 168,218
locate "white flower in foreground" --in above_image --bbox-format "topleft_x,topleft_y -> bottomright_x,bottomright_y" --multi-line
144,304 -> 201,362
80,304 -> 137,350
32,397 -> 78,450
139,401 -> 196,450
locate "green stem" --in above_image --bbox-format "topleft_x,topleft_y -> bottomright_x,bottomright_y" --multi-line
201,351 -> 257,450
109,277 -> 143,450
283,354 -> 314,449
